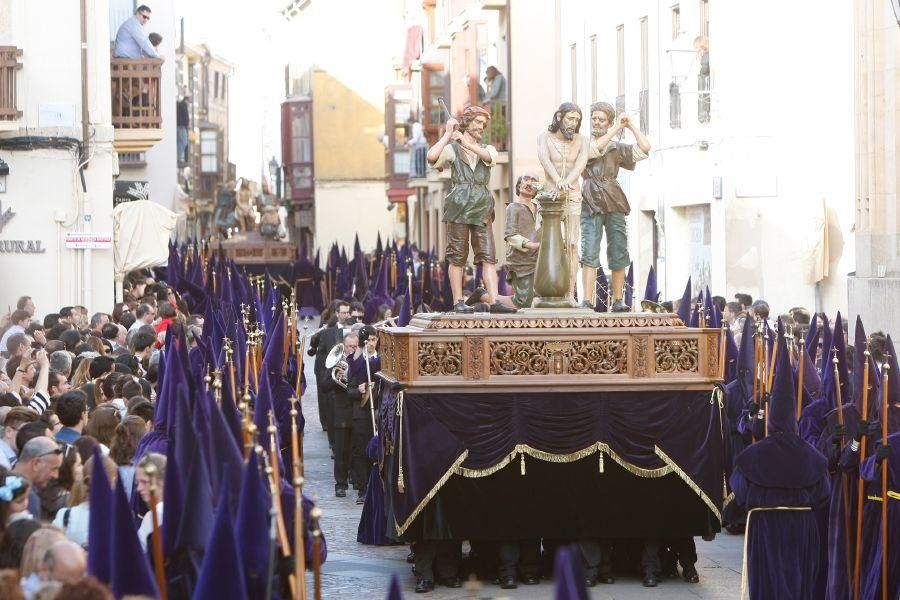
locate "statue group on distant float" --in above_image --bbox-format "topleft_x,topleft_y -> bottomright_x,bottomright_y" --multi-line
426,100 -> 651,315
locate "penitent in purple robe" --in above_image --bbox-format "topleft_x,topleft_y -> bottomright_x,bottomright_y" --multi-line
815,404 -> 861,600
859,432 -> 900,599
730,434 -> 831,600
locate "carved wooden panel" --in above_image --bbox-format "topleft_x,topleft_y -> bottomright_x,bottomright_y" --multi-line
489,340 -> 628,376
395,337 -> 410,380
418,342 -> 462,376
468,337 -> 485,380
654,339 -> 699,373
705,333 -> 720,377
633,335 -> 650,377
378,331 -> 395,377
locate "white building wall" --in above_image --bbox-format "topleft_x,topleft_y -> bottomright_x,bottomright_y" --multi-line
0,0 -> 116,314
559,0 -> 854,317
313,181 -> 399,254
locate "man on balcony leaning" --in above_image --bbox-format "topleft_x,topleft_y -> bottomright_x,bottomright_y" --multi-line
113,5 -> 159,60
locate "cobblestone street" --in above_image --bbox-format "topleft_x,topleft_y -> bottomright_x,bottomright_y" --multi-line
300,352 -> 745,599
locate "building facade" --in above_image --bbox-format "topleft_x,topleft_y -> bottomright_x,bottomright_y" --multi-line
560,0 -> 855,314
281,0 -> 402,255
386,0 -> 560,262
175,40 -> 234,239
0,0 -> 118,313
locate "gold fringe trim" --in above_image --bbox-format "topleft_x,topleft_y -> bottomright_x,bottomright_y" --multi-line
654,446 -> 722,521
394,442 -> 722,535
741,507 -> 812,599
394,450 -> 469,536
454,443 -> 674,479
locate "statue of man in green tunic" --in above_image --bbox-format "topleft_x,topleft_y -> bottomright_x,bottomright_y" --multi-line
426,105 -> 516,314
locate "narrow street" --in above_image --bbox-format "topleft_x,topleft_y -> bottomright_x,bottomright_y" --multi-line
300,350 -> 745,599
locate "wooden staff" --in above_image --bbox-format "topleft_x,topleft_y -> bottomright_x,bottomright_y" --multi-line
143,463 -> 167,600
796,342 -> 805,420
853,342 -> 872,600
283,301 -> 291,373
290,397 -> 307,600
880,360 -> 890,600
718,321 -> 727,380
310,505 -> 323,600
264,420 -> 296,597
407,269 -> 413,312
295,317 -> 310,398
763,326 -> 772,437
224,337 -> 237,408
833,349 -> 853,582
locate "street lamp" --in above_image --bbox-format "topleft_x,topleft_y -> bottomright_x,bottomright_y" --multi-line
268,156 -> 281,199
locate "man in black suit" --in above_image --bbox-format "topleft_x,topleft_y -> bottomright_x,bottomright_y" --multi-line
307,301 -> 350,449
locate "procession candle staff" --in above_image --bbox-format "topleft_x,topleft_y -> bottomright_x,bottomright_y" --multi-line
142,462 -> 167,600
763,326 -> 772,437
290,397 -> 307,600
283,301 -> 291,373
224,337 -> 237,407
310,505 -> 323,600
796,341 -> 805,419
879,358 -> 890,600
718,321 -> 727,380
853,341 -> 873,600
834,348 -> 853,575
263,424 -> 296,597
406,268 -> 413,312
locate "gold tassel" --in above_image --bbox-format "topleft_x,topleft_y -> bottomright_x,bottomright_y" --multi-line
519,452 -> 526,476
599,451 -> 605,473
396,391 -> 405,494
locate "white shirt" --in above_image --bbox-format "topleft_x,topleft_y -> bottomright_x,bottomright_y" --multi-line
434,142 -> 498,171
138,501 -> 164,552
52,503 -> 90,548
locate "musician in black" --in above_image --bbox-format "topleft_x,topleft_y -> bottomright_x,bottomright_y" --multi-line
307,300 -> 350,449
322,330 -> 359,497
346,326 -> 380,504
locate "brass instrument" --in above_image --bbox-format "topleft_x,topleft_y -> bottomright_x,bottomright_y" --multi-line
325,343 -> 348,389
641,299 -> 666,314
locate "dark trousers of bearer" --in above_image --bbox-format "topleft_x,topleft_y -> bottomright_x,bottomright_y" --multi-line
350,417 -> 373,491
333,426 -> 351,490
413,540 -> 461,582
577,540 -> 613,580
497,540 -> 541,580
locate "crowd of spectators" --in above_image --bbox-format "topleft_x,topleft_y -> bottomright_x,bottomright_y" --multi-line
0,270 -> 200,598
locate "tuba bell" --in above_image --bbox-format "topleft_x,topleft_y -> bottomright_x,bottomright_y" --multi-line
325,343 -> 348,389
641,299 -> 666,314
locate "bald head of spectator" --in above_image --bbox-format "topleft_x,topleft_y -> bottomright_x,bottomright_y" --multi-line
38,540 -> 86,585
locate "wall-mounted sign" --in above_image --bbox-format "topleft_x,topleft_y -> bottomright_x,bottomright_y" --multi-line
65,232 -> 112,249
114,180 -> 150,207
0,240 -> 45,253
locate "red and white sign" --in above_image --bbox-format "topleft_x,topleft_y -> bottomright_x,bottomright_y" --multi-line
65,232 -> 112,249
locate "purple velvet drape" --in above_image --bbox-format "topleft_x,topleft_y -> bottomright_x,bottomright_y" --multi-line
380,388 -> 726,536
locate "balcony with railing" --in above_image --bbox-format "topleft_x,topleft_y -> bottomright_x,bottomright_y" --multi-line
408,142 -> 428,181
0,47 -> 23,127
110,57 -> 164,152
